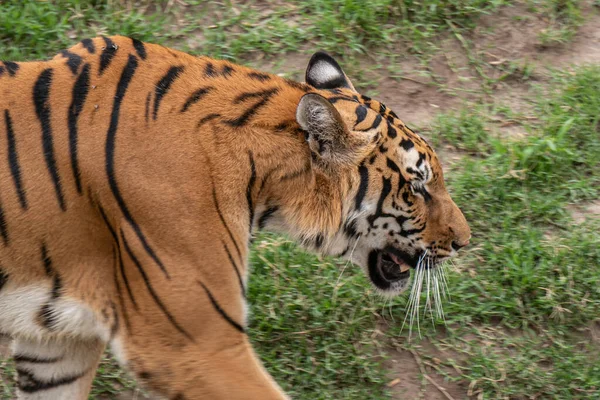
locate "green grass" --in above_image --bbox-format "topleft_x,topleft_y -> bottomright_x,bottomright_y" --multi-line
432,107 -> 491,153
0,0 -> 174,61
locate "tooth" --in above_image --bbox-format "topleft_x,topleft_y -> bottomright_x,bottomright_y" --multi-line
400,264 -> 410,273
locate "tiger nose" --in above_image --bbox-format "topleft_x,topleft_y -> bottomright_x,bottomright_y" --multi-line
451,239 -> 470,251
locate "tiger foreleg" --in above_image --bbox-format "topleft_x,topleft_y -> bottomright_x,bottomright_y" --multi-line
111,327 -> 290,399
12,337 -> 105,400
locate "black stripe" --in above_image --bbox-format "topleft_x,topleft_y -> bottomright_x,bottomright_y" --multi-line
106,54 -> 169,278
131,38 -> 147,60
0,66 -> 4,76
153,66 -> 184,120
222,240 -> 245,297
367,177 -> 392,227
60,50 -> 82,75
197,280 -> 245,333
258,205 -> 279,230
41,243 -> 53,276
3,61 -> 19,76
225,88 -> 279,127
355,105 -> 367,124
221,65 -> 234,77
357,113 -> 382,131
180,86 -> 213,113
327,96 -> 357,104
68,64 -> 90,194
246,151 -> 256,231
39,274 -> 62,330
416,152 -> 426,168
0,198 -> 8,245
34,68 -> 66,211
315,234 -> 324,249
17,368 -> 85,393
0,267 -> 8,291
109,301 -> 120,338
99,36 -> 117,75
406,167 -> 424,180
387,124 -> 397,139
233,88 -> 278,104
211,186 -> 243,263
144,92 -> 151,123
386,158 -> 400,173
344,218 -> 358,237
98,204 -> 138,311
401,223 -> 426,237
371,114 -> 383,130
81,38 -> 95,54
286,79 -> 310,92
247,72 -> 270,82
205,62 -> 216,77
5,110 -> 27,209
400,138 -> 414,150
197,113 -> 220,128
13,354 -> 62,364
113,247 -> 132,332
121,230 -> 194,341
355,163 -> 369,210
274,121 -> 295,132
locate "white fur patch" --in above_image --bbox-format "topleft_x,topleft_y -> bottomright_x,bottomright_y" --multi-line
0,285 -> 110,342
399,147 -> 431,182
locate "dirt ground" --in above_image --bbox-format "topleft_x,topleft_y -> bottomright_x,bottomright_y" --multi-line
1,4 -> 599,400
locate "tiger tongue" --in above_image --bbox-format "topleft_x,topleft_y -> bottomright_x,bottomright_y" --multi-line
389,253 -> 410,272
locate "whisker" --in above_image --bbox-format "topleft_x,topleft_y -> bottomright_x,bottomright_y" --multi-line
439,260 -> 451,301
336,234 -> 361,287
433,263 -> 445,322
401,250 -> 426,339
426,257 -> 435,326
413,250 -> 426,339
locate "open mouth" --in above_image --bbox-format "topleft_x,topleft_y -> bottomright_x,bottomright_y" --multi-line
367,248 -> 412,290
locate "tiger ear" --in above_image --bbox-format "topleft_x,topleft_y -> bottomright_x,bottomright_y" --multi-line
305,51 -> 356,91
296,93 -> 368,166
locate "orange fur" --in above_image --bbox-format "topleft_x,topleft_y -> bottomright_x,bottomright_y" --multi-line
0,36 -> 469,399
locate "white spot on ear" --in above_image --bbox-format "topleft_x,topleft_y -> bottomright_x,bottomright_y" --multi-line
311,60 -> 342,85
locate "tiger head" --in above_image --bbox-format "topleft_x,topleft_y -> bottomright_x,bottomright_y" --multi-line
294,52 -> 471,296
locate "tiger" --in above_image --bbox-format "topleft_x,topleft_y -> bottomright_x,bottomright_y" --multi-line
0,35 -> 470,399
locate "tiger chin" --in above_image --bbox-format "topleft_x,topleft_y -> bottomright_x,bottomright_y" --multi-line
0,36 -> 470,400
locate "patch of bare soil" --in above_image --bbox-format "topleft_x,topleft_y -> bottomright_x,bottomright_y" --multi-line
568,200 -> 600,223
383,342 -> 467,400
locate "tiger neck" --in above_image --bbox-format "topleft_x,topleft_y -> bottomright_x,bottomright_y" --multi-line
204,81 -> 354,245
243,126 -> 354,244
